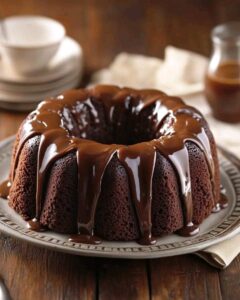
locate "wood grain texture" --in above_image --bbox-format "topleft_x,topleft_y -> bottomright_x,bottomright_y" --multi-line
150,256 -> 222,300
219,255 -> 240,300
0,0 -> 240,299
0,233 -> 96,300
98,259 -> 149,300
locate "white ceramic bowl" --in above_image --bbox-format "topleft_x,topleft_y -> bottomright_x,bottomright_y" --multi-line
0,15 -> 66,74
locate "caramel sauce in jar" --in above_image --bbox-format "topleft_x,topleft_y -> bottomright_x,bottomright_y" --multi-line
205,61 -> 240,123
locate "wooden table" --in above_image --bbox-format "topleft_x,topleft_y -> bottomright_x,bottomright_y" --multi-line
0,1 -> 240,299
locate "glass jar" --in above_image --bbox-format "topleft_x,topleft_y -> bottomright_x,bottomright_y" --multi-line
205,22 -> 240,123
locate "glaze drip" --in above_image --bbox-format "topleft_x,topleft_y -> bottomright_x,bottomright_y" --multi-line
27,218 -> 47,232
0,180 -> 11,199
2,85 -> 220,244
212,185 -> 228,212
118,143 -> 157,245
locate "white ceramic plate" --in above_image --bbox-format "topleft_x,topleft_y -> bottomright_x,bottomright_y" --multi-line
0,37 -> 83,84
0,70 -> 81,94
0,74 -> 81,103
0,136 -> 240,258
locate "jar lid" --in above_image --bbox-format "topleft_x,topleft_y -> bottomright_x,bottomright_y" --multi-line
212,22 -> 240,45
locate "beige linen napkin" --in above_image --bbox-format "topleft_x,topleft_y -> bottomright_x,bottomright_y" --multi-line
91,47 -> 240,268
92,47 -> 208,96
197,235 -> 240,268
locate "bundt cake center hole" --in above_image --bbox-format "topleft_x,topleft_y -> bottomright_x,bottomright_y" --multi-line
62,99 -> 162,145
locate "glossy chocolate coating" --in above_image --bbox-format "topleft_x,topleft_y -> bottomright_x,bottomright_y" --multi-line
1,85 -> 218,244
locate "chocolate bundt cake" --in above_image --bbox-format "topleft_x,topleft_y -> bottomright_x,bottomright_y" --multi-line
0,85 -> 222,245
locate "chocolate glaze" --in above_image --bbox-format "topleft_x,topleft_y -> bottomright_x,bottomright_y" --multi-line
0,180 -> 11,199
27,218 -> 47,232
219,193 -> 228,209
0,85 -> 219,244
212,185 -> 228,213
177,222 -> 200,237
69,234 -> 101,245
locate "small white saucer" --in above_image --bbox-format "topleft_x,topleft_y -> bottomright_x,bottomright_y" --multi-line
0,70 -> 80,93
0,74 -> 81,103
0,37 -> 83,84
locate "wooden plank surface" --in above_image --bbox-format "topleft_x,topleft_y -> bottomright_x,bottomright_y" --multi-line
0,0 -> 240,299
150,256 -> 222,300
98,260 -> 149,300
0,234 -> 96,300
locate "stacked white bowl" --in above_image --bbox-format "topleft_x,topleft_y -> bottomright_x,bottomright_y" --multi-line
0,16 -> 83,111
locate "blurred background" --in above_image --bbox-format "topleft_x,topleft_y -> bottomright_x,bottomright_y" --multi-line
0,0 -> 239,141
1,0 -> 239,75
